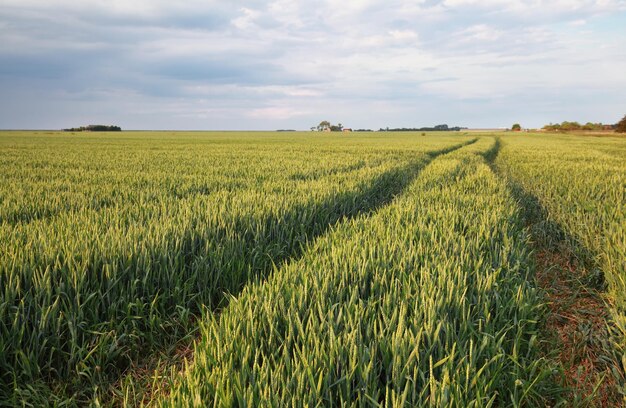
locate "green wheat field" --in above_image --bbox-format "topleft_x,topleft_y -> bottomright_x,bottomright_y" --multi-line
0,131 -> 624,407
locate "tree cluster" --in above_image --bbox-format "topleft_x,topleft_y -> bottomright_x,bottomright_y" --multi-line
616,115 -> 626,133
64,125 -> 122,132
542,121 -> 615,132
312,121 -> 344,132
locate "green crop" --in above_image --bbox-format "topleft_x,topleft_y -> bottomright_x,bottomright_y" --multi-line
2,130 -> 623,406
162,137 -> 553,407
0,131 -> 471,405
495,133 -> 626,396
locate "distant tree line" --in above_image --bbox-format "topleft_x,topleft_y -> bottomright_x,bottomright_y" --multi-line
542,121 -> 615,132
64,125 -> 122,132
311,122 -> 467,132
379,124 -> 466,132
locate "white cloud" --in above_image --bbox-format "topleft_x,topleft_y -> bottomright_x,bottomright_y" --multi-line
389,29 -> 419,41
231,7 -> 261,30
441,0 -> 626,13
457,24 -> 502,41
248,106 -> 311,120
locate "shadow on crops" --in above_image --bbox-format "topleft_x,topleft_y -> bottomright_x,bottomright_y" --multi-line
1,139 -> 477,405
485,138 -> 600,284
487,136 -> 625,406
481,136 -> 501,164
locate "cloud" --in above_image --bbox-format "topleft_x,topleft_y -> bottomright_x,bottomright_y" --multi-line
248,106 -> 311,120
570,18 -> 588,25
0,0 -> 625,129
231,7 -> 262,30
458,24 -> 502,41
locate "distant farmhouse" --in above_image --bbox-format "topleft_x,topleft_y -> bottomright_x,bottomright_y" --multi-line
313,121 -> 345,132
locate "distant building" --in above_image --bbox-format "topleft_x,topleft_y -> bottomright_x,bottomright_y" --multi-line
343,128 -> 352,132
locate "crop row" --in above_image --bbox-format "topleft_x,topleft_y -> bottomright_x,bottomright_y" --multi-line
495,133 -> 626,391
162,137 -> 552,407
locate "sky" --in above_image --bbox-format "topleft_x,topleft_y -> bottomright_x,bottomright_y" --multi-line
1,0 -> 625,130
